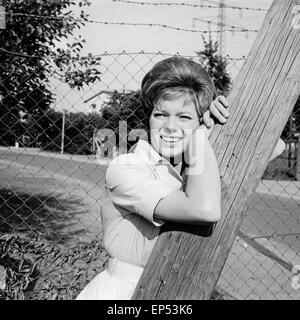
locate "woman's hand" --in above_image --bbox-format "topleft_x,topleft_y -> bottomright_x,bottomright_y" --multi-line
203,95 -> 230,129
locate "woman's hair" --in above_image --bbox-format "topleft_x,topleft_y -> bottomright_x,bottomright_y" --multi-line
141,57 -> 216,120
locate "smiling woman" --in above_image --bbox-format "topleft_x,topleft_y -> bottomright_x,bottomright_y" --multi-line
143,57 -> 217,167
152,101 -> 196,147
76,56 -> 229,300
149,92 -> 203,166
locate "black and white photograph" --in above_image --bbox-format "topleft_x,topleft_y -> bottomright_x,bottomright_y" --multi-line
0,0 -> 299,304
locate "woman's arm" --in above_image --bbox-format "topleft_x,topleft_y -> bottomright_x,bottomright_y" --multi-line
153,127 -> 221,224
184,126 -> 221,220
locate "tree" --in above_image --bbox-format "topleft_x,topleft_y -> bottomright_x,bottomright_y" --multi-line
196,35 -> 232,96
99,90 -> 147,151
0,0 -> 101,146
64,111 -> 102,155
27,108 -> 103,154
31,108 -> 63,151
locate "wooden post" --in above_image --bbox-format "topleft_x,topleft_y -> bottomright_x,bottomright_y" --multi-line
0,0 -> 5,30
132,0 -> 300,300
297,136 -> 300,180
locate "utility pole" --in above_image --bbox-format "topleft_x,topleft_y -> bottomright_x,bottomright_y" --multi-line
218,0 -> 226,56
193,1 -> 226,55
0,0 -> 6,30
61,109 -> 66,155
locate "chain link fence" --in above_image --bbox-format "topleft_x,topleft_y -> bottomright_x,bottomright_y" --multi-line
0,51 -> 299,300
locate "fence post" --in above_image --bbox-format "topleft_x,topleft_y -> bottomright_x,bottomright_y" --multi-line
61,109 -> 66,155
297,135 -> 300,181
132,0 -> 300,300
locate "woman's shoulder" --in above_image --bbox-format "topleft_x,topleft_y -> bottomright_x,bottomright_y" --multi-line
109,152 -> 145,167
106,153 -> 149,180
105,152 -> 153,188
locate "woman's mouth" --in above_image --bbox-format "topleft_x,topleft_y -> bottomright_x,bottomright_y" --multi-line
160,136 -> 183,144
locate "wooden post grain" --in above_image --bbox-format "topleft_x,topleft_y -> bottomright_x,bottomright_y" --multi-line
132,0 -> 300,300
297,136 -> 300,180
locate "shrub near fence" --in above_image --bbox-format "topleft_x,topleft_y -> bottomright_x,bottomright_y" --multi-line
0,52 -> 299,300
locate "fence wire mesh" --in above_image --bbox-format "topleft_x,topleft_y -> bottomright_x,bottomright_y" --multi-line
0,51 -> 299,300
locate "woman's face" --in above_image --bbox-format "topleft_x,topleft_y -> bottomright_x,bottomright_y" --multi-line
149,95 -> 201,164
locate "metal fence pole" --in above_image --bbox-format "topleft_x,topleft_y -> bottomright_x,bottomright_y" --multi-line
61,109 -> 65,155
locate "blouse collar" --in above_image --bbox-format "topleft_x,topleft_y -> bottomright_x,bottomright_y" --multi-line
130,139 -> 183,182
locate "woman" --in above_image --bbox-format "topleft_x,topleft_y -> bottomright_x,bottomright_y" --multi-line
76,56 -> 230,300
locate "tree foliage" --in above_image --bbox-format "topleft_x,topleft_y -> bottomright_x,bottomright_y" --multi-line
196,36 -> 232,96
99,90 -> 147,150
26,108 -> 103,155
0,0 -> 101,146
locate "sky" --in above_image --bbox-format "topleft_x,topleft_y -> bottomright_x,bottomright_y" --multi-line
52,0 -> 273,113
80,0 -> 272,57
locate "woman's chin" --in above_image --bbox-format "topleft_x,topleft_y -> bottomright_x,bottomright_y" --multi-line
160,149 -> 184,163
152,139 -> 186,163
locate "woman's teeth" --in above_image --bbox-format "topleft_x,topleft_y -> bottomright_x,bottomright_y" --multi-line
161,136 -> 182,143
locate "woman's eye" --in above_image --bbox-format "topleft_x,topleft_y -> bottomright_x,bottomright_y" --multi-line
180,116 -> 192,120
154,113 -> 166,118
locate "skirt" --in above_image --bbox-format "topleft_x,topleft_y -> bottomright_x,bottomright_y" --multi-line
76,257 -> 144,300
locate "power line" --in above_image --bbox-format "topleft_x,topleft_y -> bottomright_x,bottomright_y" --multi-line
128,11 -> 199,52
193,17 -> 251,32
224,4 -> 268,12
112,0 -> 219,9
112,0 -> 268,12
5,12 -> 258,33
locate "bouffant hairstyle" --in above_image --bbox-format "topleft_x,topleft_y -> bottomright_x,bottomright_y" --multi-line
141,57 -> 216,121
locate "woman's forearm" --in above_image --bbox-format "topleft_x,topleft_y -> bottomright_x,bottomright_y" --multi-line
184,127 -> 221,221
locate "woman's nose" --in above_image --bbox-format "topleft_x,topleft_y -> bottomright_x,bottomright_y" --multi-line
164,117 -> 177,133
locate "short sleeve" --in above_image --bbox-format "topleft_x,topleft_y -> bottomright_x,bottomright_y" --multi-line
105,156 -> 176,227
